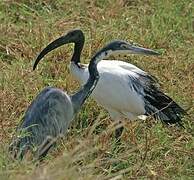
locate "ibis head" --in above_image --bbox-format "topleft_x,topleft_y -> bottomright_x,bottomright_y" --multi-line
33,29 -> 85,70
33,29 -> 160,71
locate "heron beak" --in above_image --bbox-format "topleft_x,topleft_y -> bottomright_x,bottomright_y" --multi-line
127,44 -> 160,56
33,35 -> 71,70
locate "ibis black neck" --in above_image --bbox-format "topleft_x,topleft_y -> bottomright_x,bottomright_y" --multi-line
71,37 -> 85,65
71,46 -> 113,112
71,55 -> 99,113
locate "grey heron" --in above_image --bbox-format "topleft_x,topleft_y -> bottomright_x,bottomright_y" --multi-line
9,40 -> 147,160
33,29 -> 186,139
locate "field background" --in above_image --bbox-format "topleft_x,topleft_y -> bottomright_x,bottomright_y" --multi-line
0,0 -> 194,179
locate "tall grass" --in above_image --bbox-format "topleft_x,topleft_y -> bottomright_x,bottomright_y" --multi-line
0,0 -> 193,179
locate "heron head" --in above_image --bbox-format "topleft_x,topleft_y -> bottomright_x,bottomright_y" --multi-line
101,40 -> 160,57
33,29 -> 84,70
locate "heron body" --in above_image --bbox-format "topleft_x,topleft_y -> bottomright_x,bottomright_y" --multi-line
34,29 -> 185,130
11,87 -> 74,159
10,38 -> 146,160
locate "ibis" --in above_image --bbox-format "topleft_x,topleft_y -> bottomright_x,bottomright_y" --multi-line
9,40 -> 145,160
33,29 -> 186,139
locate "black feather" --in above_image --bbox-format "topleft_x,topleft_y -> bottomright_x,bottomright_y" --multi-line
129,74 -> 186,126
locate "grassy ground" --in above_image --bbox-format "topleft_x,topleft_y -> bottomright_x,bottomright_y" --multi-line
0,0 -> 194,179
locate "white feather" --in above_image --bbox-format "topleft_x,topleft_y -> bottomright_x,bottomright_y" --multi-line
70,60 -> 146,121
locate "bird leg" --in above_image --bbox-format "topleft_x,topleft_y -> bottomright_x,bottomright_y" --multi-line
113,122 -> 125,153
115,123 -> 124,141
36,136 -> 56,160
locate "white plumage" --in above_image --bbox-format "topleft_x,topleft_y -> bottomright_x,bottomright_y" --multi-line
11,40 -> 145,159
32,29 -> 185,139
70,57 -> 185,129
70,60 -> 150,121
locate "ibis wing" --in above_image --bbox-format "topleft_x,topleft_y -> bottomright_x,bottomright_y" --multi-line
129,73 -> 186,125
113,60 -> 185,125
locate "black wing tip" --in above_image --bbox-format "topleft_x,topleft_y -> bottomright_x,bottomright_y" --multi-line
144,83 -> 187,128
162,119 -> 185,129
161,106 -> 186,128
145,101 -> 186,128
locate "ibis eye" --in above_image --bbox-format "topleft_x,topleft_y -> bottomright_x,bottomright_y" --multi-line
120,44 -> 129,49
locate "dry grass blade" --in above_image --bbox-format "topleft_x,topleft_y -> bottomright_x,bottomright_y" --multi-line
0,0 -> 194,179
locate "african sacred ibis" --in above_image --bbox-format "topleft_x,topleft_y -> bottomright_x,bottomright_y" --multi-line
33,29 -> 186,139
9,40 -> 141,160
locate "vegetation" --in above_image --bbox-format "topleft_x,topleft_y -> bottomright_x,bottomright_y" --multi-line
0,0 -> 193,179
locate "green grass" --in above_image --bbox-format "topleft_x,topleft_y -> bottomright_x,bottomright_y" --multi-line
0,0 -> 194,179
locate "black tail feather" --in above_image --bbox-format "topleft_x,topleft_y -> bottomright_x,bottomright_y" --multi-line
140,74 -> 186,126
144,84 -> 186,126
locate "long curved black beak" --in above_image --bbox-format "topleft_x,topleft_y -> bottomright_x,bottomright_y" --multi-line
33,36 -> 71,70
128,45 -> 160,55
